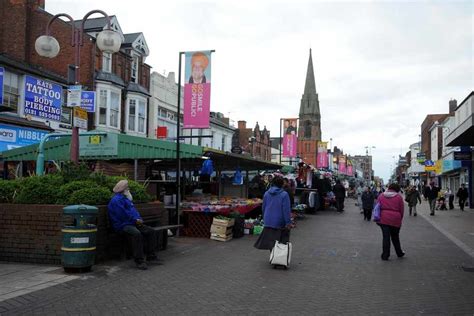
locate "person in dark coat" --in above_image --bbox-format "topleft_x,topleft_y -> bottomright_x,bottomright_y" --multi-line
283,178 -> 295,207
254,177 -> 292,251
425,182 -> 440,216
333,180 -> 346,212
456,184 -> 469,211
405,186 -> 422,216
361,186 -> 375,221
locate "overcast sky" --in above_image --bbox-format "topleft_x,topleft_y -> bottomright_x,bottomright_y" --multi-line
47,0 -> 473,182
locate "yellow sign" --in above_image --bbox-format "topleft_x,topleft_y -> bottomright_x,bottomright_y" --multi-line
89,135 -> 101,145
434,160 -> 443,175
425,166 -> 436,172
73,107 -> 88,120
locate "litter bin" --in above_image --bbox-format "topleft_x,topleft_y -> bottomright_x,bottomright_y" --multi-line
61,205 -> 98,272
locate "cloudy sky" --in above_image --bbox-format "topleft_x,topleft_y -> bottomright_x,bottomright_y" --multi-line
47,0 -> 473,182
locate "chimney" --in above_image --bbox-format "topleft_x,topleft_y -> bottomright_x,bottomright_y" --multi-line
449,99 -> 457,115
238,120 -> 246,129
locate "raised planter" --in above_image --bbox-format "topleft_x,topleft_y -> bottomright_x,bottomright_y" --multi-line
0,202 -> 167,265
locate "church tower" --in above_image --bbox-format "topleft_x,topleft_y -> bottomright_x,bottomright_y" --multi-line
297,49 -> 321,165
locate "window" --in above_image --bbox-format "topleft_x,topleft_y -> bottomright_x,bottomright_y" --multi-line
127,97 -> 147,133
102,52 -> 112,72
3,71 -> 20,111
96,85 -> 121,129
131,55 -> 139,83
221,135 -> 226,151
128,99 -> 136,131
138,100 -> 146,133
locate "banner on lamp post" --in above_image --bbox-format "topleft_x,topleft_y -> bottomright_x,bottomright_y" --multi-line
347,159 -> 353,176
339,155 -> 347,174
282,118 -> 298,158
183,50 -> 212,129
316,141 -> 328,168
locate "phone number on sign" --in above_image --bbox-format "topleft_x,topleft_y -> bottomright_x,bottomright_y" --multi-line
24,108 -> 61,121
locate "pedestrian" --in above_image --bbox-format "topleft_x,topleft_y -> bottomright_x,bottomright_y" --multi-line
254,177 -> 292,251
107,180 -> 161,270
377,183 -> 405,261
333,180 -> 346,212
361,186 -> 375,221
356,182 -> 364,213
456,184 -> 469,211
405,186 -> 422,216
425,182 -> 440,216
283,178 -> 295,207
447,188 -> 454,210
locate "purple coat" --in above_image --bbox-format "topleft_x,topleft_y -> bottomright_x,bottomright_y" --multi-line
377,190 -> 404,228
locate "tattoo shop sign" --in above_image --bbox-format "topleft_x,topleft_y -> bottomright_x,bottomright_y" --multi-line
24,76 -> 62,122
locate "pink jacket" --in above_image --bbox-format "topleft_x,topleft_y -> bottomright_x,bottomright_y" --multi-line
378,190 -> 404,227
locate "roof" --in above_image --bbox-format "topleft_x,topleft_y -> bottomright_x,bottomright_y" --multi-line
123,33 -> 141,45
0,54 -> 68,84
72,16 -> 115,31
127,82 -> 150,96
96,71 -> 126,87
0,114 -> 54,131
1,132 -> 203,162
304,49 -> 317,95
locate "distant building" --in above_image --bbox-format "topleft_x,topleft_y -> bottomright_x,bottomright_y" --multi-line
235,121 -> 271,161
350,155 -> 373,184
297,49 -> 321,166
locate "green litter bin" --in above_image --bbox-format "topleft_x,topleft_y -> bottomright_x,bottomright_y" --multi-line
61,205 -> 98,272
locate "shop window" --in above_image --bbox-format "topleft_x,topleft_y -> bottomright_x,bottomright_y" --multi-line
3,71 -> 20,111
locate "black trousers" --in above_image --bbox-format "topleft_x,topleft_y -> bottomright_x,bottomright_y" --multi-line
459,199 -> 466,211
336,197 -> 345,212
379,224 -> 403,259
363,208 -> 372,221
449,196 -> 454,209
122,225 -> 157,262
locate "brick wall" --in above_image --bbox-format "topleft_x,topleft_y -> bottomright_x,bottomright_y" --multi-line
0,202 -> 168,265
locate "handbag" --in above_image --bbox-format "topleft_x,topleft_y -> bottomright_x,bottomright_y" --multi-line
372,202 -> 381,222
269,240 -> 292,268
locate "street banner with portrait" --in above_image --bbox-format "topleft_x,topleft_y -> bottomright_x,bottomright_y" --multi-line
316,141 -> 328,168
338,155 -> 347,174
183,50 -> 212,129
282,118 -> 298,157
347,160 -> 353,176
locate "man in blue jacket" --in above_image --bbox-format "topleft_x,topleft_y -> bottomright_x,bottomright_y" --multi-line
108,180 -> 159,270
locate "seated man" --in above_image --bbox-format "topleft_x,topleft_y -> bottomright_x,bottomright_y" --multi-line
108,180 -> 161,270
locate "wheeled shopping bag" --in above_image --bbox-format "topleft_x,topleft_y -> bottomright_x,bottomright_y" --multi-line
269,241 -> 292,269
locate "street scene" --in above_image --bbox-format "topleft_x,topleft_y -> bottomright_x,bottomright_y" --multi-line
0,0 -> 473,315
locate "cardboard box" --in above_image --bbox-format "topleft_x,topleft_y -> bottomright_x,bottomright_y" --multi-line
212,217 -> 235,227
210,224 -> 233,235
210,234 -> 233,242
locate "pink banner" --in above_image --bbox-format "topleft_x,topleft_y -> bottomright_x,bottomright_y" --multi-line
316,141 -> 328,168
183,51 -> 212,129
283,134 -> 297,157
339,156 -> 347,174
347,165 -> 353,176
183,83 -> 211,128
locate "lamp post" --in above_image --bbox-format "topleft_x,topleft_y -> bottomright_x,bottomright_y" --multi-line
35,10 -> 122,163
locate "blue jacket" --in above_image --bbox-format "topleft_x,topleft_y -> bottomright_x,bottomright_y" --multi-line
108,193 -> 142,232
262,186 -> 291,229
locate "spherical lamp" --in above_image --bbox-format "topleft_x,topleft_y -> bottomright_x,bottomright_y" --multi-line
35,35 -> 60,58
96,29 -> 122,53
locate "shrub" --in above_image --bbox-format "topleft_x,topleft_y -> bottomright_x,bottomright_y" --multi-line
67,187 -> 113,205
0,180 -> 20,203
14,174 -> 64,204
59,162 -> 92,182
128,180 -> 152,203
56,180 -> 101,204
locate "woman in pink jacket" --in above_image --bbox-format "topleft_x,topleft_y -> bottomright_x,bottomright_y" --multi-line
377,183 -> 405,261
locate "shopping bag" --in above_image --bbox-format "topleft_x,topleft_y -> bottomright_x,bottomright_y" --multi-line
372,202 -> 381,222
269,240 -> 292,268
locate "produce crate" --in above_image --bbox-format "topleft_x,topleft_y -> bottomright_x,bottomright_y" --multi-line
212,217 -> 235,227
210,224 -> 233,236
210,233 -> 233,242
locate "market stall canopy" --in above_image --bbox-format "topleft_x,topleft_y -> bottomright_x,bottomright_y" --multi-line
202,148 -> 283,171
1,132 -> 203,161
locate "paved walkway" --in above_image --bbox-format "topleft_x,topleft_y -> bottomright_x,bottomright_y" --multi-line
1,200 -> 473,315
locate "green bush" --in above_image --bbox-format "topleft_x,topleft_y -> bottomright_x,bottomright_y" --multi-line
0,180 -> 20,203
14,174 -> 64,204
56,180 -> 101,204
127,180 -> 152,203
67,187 -> 113,205
59,162 -> 91,182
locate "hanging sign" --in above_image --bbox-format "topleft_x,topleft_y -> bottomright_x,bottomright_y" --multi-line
183,50 -> 212,128
338,155 -> 347,174
80,91 -> 96,112
24,75 -> 62,122
282,118 -> 298,158
316,141 -> 329,168
73,107 -> 88,129
67,85 -> 82,107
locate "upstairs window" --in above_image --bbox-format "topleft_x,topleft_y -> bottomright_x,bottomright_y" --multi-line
3,71 -> 20,111
131,55 -> 139,83
138,100 -> 146,133
97,86 -> 121,129
127,96 -> 147,134
128,99 -> 136,131
102,52 -> 112,73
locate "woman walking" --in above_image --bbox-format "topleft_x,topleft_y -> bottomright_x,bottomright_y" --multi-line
377,183 -> 405,261
254,177 -> 292,251
361,186 -> 375,221
405,186 -> 422,216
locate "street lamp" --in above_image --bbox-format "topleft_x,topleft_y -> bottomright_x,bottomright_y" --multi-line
35,10 -> 122,163
365,145 -> 376,156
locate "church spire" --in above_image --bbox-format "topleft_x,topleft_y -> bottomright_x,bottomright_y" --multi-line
303,48 -> 317,95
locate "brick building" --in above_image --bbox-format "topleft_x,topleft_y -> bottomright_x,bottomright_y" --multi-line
235,121 -> 271,161
0,0 -> 151,160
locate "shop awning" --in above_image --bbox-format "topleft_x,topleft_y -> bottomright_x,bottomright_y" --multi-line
1,132 -> 203,162
202,148 -> 283,171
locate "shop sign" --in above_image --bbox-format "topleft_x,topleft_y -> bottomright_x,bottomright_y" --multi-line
183,50 -> 212,129
79,133 -> 118,157
73,107 -> 88,129
80,91 -> 96,112
0,124 -> 49,153
67,85 -> 82,107
434,160 -> 443,175
156,126 -> 167,139
454,151 -> 472,161
0,67 -> 4,104
442,160 -> 462,172
24,75 -> 62,121
416,152 -> 426,164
